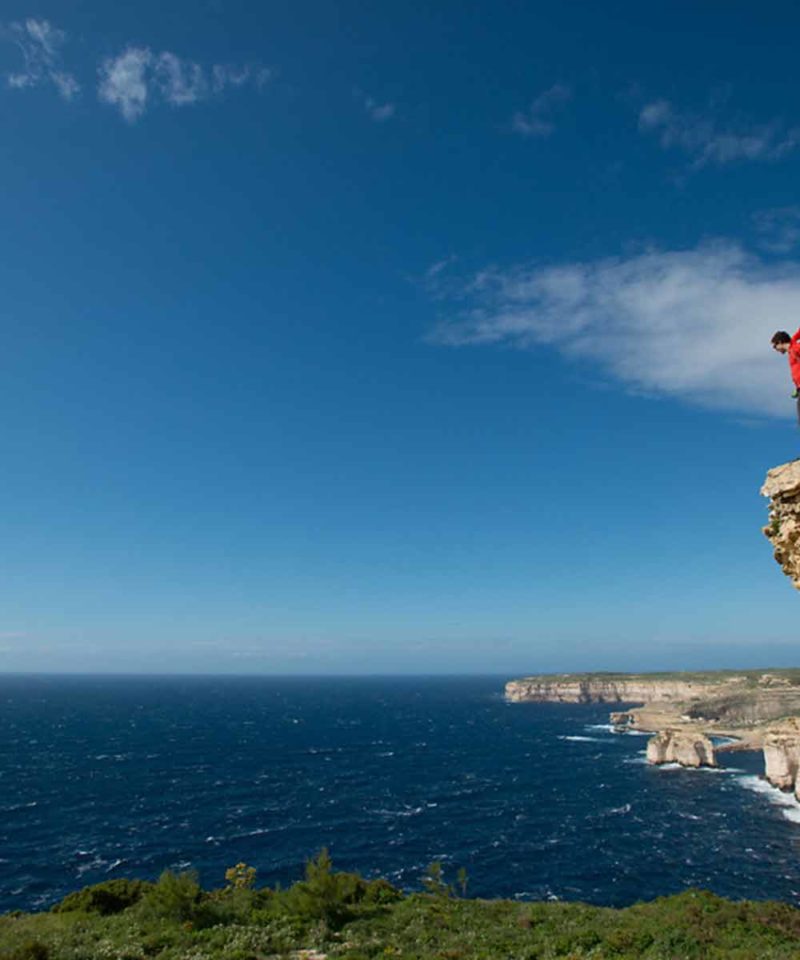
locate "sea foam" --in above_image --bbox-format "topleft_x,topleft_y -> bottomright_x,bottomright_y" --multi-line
736,775 -> 800,824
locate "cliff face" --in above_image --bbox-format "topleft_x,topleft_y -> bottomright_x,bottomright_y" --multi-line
762,460 -> 800,589
646,730 -> 717,768
763,718 -> 800,798
505,676 -> 723,705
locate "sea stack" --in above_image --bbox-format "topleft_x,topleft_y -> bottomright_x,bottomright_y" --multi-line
646,730 -> 717,768
763,718 -> 800,797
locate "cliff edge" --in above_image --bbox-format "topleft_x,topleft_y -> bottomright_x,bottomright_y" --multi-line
762,460 -> 800,589
504,674 -> 724,705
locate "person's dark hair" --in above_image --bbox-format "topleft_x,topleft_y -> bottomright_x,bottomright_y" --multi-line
772,331 -> 791,345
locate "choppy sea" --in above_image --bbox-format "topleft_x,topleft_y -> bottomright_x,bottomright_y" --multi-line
2,674 -> 800,913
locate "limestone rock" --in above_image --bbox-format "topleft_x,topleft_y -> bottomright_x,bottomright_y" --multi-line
504,675 -> 730,705
761,460 -> 800,589
646,729 -> 717,768
763,717 -> 800,792
610,711 -> 634,729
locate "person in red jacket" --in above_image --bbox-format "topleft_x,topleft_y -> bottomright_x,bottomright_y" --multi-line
772,329 -> 800,422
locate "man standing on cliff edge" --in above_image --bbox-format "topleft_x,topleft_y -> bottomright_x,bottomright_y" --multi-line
771,329 -> 800,424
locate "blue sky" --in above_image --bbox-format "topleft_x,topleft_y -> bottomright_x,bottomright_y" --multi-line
2,1 -> 800,675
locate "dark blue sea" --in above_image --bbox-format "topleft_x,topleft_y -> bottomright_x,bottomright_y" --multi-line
3,674 -> 800,914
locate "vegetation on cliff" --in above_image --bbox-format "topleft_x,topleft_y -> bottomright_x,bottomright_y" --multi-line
3,854 -> 800,960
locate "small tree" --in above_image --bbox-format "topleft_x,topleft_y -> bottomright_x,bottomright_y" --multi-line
139,870 -> 204,924
422,861 -> 451,897
225,862 -> 257,890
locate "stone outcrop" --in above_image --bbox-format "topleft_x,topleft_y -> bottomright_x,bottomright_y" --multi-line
762,460 -> 800,589
763,718 -> 800,797
646,730 -> 717,768
505,675 -> 731,705
610,711 -> 634,729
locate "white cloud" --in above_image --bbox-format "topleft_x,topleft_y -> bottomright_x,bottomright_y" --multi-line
512,84 -> 571,138
98,46 -> 152,122
154,51 -> 206,105
430,243 -> 800,417
639,98 -> 800,168
5,18 -> 80,99
98,47 -> 271,121
364,96 -> 396,122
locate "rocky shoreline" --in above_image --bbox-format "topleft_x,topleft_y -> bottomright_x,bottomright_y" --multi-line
506,670 -> 800,797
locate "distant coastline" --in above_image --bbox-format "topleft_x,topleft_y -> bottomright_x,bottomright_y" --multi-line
505,668 -> 800,745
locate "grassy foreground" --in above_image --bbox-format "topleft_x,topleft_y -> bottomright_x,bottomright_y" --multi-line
2,854 -> 800,960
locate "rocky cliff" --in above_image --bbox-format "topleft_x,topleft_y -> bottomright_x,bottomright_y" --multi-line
646,730 -> 717,768
762,460 -> 800,589
763,718 -> 800,797
505,675 -> 732,705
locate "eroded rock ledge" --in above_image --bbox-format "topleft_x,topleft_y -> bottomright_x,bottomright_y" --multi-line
762,460 -> 800,589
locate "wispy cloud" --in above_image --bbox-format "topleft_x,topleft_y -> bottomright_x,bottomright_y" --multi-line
154,51 -> 206,105
511,83 -> 571,138
98,46 -> 271,121
4,18 -> 79,99
430,243 -> 800,417
364,96 -> 396,122
639,99 -> 800,168
212,63 -> 271,94
98,46 -> 151,121
754,207 -> 800,254
425,255 -> 458,280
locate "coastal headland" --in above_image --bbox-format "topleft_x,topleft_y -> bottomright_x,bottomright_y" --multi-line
506,669 -> 800,790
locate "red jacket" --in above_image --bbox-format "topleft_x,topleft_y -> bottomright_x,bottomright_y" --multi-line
790,329 -> 800,388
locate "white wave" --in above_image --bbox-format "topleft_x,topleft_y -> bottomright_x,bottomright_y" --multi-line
737,775 -> 800,823
76,856 -> 110,877
371,806 -> 424,818
653,762 -> 728,774
558,735 -> 609,743
585,723 -> 615,732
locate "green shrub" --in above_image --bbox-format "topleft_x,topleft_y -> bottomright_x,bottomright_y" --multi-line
282,848 -> 384,928
363,877 -> 402,905
52,878 -> 152,916
137,869 -> 207,925
4,941 -> 49,960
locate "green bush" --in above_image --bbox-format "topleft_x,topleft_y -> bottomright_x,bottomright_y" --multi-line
363,877 -> 402,905
4,941 -> 50,960
52,878 -> 152,916
137,869 -> 207,925
281,848 -> 393,928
